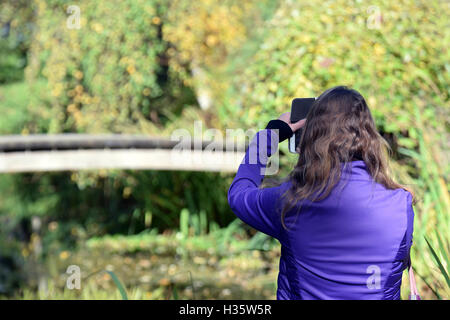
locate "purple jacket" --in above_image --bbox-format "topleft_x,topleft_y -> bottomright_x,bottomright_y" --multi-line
228,129 -> 414,300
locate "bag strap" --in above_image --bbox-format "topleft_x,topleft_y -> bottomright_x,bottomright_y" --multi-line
405,193 -> 421,300
408,262 -> 420,300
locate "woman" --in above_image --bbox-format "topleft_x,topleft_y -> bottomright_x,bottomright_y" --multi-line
228,86 -> 415,300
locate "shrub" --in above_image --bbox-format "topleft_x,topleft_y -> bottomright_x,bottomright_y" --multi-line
0,1 -> 34,83
27,0 -> 175,133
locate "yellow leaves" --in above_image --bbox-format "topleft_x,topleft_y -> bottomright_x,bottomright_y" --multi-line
92,23 -> 104,33
142,88 -> 151,96
81,95 -> 92,105
268,82 -> 278,93
119,56 -> 133,65
21,248 -> 29,258
164,0 -> 253,69
144,5 -> 155,16
248,106 -> 261,119
206,35 -> 218,47
252,250 -> 261,258
182,78 -> 192,86
74,70 -> 83,80
301,34 -> 312,44
98,169 -> 108,178
72,109 -> 83,125
48,221 -> 58,232
59,251 -> 70,260
133,73 -> 143,84
101,273 -> 110,281
312,58 -> 321,70
167,47 -> 176,57
123,187 -> 132,198
10,19 -> 19,28
80,17 -> 88,27
67,104 -> 77,113
227,268 -> 236,277
51,83 -> 64,97
138,259 -> 151,268
168,264 -> 177,275
320,14 -> 332,24
37,0 -> 47,13
74,85 -> 83,95
158,278 -> 170,286
70,173 -> 78,182
373,43 -> 386,56
152,16 -> 161,25
127,65 -> 136,75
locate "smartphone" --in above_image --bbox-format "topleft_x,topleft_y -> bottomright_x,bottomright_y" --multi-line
289,97 -> 316,153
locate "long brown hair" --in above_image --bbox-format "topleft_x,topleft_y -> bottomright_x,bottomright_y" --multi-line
281,86 -> 414,229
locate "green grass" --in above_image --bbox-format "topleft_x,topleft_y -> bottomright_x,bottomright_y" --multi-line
105,271 -> 128,300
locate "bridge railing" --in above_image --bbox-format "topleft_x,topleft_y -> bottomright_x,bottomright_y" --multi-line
0,134 -> 247,173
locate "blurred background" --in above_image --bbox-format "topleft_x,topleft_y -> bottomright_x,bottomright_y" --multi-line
0,0 -> 448,300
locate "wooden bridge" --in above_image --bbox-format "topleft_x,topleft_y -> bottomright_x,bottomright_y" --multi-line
0,134 -> 246,173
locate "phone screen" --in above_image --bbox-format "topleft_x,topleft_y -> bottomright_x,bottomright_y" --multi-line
289,98 -> 316,153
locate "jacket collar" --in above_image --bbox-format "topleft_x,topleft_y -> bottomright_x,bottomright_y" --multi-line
341,160 -> 370,180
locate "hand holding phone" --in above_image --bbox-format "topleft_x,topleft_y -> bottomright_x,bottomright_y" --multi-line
289,98 -> 316,153
277,112 -> 306,132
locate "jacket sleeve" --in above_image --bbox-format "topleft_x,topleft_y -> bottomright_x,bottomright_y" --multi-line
227,127 -> 288,240
406,191 -> 415,253
402,191 -> 415,269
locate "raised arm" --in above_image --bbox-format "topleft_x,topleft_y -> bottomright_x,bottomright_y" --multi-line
227,115 -> 305,239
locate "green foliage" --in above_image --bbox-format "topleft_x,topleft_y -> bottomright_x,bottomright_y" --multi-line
394,101 -> 449,299
26,0 -> 274,134
425,237 -> 450,290
14,0 -> 238,250
0,80 -> 51,134
0,34 -> 26,84
0,170 -> 235,250
224,0 -> 449,133
0,1 -> 34,83
27,0 -> 190,133
0,231 -> 25,295
105,271 -> 128,300
86,219 -> 276,257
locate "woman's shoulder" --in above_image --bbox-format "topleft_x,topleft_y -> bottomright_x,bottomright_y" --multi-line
393,187 -> 414,207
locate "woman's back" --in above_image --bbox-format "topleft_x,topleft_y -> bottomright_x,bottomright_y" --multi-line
276,161 -> 413,299
228,86 -> 415,300
228,139 -> 414,300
